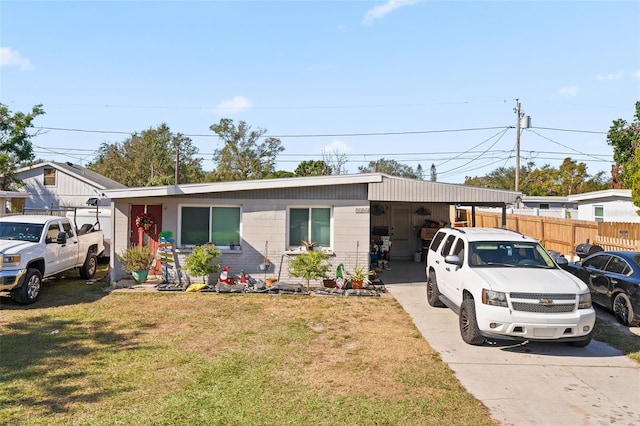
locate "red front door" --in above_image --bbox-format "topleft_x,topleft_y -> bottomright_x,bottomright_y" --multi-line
130,204 -> 163,274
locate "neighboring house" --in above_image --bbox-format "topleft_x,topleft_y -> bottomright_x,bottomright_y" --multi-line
568,189 -> 639,223
14,161 -> 126,209
102,173 -> 520,284
0,190 -> 28,214
516,195 -> 578,219
13,161 -> 127,256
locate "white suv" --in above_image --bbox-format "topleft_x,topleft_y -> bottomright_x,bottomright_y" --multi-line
426,227 -> 595,346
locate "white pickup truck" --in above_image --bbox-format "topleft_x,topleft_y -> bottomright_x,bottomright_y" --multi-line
0,215 -> 105,304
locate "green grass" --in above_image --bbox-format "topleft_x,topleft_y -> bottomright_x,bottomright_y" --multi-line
0,268 -> 496,426
592,314 -> 640,363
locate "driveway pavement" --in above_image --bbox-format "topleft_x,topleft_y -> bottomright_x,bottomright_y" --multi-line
381,260 -> 640,426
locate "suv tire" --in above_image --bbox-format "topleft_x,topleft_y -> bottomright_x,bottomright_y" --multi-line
460,298 -> 484,345
427,270 -> 445,307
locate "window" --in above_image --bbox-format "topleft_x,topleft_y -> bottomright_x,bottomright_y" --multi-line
62,221 -> 75,239
583,254 -> 610,271
594,206 -> 604,222
429,231 -> 446,253
289,207 -> 331,248
605,256 -> 630,275
46,223 -> 60,243
44,167 -> 56,186
539,203 -> 550,210
440,235 -> 456,256
180,206 -> 241,247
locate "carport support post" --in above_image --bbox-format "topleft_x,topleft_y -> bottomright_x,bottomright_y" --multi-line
501,206 -> 507,229
471,205 -> 476,227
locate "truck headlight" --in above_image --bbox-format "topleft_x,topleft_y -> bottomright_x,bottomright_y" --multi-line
482,289 -> 508,307
2,254 -> 21,267
578,293 -> 592,309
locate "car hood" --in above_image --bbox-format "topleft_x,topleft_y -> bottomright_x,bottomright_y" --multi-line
0,240 -> 35,253
474,267 -> 588,293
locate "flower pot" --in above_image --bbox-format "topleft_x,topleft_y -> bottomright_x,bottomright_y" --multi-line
323,279 -> 336,288
258,263 -> 271,272
132,270 -> 148,284
351,280 -> 364,289
265,278 -> 277,286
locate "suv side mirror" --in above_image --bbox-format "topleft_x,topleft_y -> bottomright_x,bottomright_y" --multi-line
444,254 -> 462,266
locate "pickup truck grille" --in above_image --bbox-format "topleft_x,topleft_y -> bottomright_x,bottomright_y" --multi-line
509,292 -> 577,313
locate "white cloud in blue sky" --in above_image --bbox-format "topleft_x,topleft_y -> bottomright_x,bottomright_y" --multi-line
0,46 -> 33,71
597,72 -> 623,81
633,70 -> 640,79
362,0 -> 422,25
213,96 -> 252,115
323,139 -> 351,154
558,86 -> 579,96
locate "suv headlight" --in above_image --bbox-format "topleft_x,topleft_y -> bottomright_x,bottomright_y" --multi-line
482,289 -> 508,307
2,254 -> 21,267
578,292 -> 592,309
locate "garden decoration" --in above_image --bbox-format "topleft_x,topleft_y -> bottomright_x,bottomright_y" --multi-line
135,211 -> 155,233
117,245 -> 155,284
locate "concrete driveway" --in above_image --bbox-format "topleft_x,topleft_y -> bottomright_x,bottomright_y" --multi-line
382,260 -> 640,426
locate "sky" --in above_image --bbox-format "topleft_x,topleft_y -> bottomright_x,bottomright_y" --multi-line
1,0 -> 639,184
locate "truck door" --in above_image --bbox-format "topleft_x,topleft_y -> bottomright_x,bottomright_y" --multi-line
44,221 -> 75,275
59,220 -> 79,271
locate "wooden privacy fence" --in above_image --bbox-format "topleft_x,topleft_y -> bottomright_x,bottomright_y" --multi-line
469,211 -> 640,256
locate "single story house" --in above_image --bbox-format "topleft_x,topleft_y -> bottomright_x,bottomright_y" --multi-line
568,189 -> 639,223
102,173 -> 520,285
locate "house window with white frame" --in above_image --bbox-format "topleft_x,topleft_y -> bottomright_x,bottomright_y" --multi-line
288,207 -> 331,248
43,167 -> 56,186
594,205 -> 604,222
180,206 -> 241,248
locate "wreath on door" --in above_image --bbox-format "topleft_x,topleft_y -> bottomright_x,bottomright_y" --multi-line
135,212 -> 155,232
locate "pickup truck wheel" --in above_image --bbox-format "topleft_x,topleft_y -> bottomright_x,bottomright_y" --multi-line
427,270 -> 445,307
13,269 -> 42,305
612,293 -> 639,326
460,298 -> 485,345
80,252 -> 97,279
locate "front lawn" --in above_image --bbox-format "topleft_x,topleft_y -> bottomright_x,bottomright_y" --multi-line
0,272 -> 495,425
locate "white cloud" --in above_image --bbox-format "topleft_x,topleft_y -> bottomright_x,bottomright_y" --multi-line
597,71 -> 623,81
322,139 -> 351,154
0,46 -> 34,71
362,0 -> 421,25
213,96 -> 252,115
558,86 -> 578,96
632,69 -> 640,79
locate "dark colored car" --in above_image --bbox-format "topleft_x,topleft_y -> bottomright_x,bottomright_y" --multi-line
560,251 -> 640,326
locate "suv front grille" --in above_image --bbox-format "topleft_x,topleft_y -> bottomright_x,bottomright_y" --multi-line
509,292 -> 577,313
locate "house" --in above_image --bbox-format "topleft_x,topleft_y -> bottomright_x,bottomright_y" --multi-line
568,189 -> 639,222
0,190 -> 28,214
102,173 -> 520,284
14,161 -> 126,210
13,161 -> 127,255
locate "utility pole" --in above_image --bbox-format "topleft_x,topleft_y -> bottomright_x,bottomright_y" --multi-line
514,100 -> 523,192
174,141 -> 180,185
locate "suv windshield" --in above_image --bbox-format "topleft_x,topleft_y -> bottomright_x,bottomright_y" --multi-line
468,241 -> 555,268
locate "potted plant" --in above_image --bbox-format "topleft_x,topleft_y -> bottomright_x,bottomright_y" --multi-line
288,250 -> 330,291
348,265 -> 374,289
259,257 -> 272,272
117,245 -> 156,283
183,244 -> 221,284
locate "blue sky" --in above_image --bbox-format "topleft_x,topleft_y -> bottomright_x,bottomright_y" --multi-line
2,0 -> 639,184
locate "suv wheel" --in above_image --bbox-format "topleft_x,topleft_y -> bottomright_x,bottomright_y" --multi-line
427,270 -> 444,307
459,298 -> 484,345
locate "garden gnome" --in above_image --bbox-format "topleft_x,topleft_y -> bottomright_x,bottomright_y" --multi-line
219,266 -> 230,283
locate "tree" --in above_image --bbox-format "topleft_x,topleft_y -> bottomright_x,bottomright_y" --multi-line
415,163 -> 424,180
429,163 -> 437,182
209,118 -> 284,181
322,148 -> 349,175
358,158 -> 418,178
88,123 -> 204,187
294,160 -> 332,176
0,103 -> 45,190
607,101 -> 640,187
